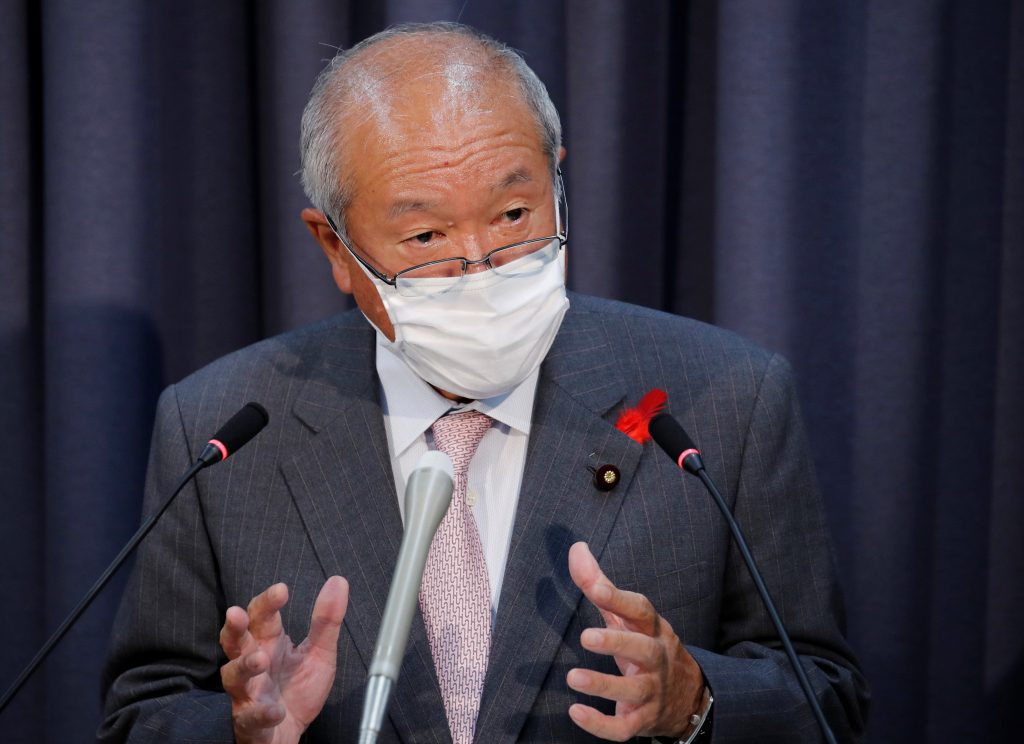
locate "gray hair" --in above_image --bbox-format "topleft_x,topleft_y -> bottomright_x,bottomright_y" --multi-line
299,22 -> 562,238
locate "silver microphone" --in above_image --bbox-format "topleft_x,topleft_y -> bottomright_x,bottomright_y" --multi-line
358,450 -> 454,744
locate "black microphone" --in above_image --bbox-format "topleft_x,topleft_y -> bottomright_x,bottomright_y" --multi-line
197,402 -> 269,466
648,413 -> 838,744
0,401 -> 270,715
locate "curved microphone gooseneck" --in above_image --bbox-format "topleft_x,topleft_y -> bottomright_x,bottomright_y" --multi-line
0,402 -> 270,715
648,412 -> 838,744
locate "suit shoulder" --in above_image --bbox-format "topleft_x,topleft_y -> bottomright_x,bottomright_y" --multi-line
560,296 -> 801,465
566,293 -> 779,374
161,310 -> 372,430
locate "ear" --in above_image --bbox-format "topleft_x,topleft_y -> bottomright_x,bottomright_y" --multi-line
558,146 -> 567,163
301,207 -> 354,294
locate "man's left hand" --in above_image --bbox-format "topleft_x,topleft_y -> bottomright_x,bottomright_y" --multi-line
566,541 -> 705,742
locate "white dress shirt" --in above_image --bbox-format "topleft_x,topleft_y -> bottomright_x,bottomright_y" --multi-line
375,334 -> 538,613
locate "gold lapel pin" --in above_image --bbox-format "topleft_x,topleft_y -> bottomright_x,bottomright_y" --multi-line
589,463 -> 621,492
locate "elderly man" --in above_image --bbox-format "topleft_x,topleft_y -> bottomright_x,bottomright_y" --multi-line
100,22 -> 868,744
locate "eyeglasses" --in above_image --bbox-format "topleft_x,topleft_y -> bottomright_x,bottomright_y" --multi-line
326,173 -> 568,298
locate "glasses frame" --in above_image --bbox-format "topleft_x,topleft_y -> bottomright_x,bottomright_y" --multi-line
325,171 -> 568,288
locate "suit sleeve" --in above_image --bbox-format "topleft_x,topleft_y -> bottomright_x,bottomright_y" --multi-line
686,354 -> 870,743
97,385 -> 236,743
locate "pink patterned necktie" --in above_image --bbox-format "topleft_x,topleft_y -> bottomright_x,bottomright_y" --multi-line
419,410 -> 493,744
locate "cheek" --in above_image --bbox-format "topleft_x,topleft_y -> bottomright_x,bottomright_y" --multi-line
346,262 -> 396,342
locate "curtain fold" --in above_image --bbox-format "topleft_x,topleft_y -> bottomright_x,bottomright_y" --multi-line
0,2 -> 44,738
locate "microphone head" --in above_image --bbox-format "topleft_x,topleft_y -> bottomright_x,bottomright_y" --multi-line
369,448 -> 453,685
414,450 -> 454,481
403,451 -> 454,527
205,402 -> 269,463
649,413 -> 703,473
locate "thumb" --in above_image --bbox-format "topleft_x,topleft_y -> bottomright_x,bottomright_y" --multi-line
568,542 -> 621,629
307,576 -> 349,656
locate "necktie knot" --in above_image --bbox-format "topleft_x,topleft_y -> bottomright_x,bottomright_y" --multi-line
431,410 -> 492,475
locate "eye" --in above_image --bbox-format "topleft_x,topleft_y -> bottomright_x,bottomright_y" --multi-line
501,208 -> 525,223
413,231 -> 436,244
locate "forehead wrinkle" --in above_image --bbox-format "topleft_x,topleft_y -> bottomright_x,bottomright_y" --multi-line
382,165 -> 540,224
370,139 -> 541,196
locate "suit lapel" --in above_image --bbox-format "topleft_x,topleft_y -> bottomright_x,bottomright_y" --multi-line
474,307 -> 643,743
277,306 -> 646,744
281,316 -> 450,744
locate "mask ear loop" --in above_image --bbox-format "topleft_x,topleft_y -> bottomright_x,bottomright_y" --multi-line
555,189 -> 561,235
555,169 -> 568,241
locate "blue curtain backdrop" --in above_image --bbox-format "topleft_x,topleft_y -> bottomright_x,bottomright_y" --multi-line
1,1 -> 1021,741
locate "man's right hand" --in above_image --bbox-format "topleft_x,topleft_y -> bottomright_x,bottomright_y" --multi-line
219,576 -> 349,744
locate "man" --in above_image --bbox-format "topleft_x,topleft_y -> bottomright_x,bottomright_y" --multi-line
100,22 -> 868,744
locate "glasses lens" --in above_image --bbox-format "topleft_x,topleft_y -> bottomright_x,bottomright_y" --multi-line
490,238 -> 560,277
395,259 -> 466,297
392,238 -> 562,297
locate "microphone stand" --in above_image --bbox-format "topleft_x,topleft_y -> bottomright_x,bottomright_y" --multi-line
0,463 -> 206,714
649,413 -> 838,744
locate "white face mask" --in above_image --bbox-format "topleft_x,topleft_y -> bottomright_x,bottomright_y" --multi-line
357,238 -> 569,399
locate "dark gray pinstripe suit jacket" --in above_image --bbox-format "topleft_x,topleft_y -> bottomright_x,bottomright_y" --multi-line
99,293 -> 868,743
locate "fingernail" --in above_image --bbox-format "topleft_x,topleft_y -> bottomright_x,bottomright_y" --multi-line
581,629 -> 602,649
593,583 -> 612,602
567,669 -> 589,688
569,705 -> 586,723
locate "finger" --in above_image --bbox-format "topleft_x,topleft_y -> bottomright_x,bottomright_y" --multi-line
596,586 -> 660,636
579,627 -> 661,668
568,542 -> 623,629
568,541 -> 612,603
306,576 -> 349,656
569,542 -> 660,635
568,703 -> 644,742
220,606 -> 254,660
220,650 -> 270,698
566,667 -> 655,706
247,583 -> 289,640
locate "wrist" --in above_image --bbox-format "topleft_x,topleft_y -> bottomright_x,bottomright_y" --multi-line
671,685 -> 713,744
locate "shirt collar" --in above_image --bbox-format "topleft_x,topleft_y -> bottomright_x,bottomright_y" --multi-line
375,333 -> 539,457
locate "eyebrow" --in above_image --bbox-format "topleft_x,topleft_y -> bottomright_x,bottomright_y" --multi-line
384,168 -> 537,221
387,198 -> 438,221
493,168 -> 533,191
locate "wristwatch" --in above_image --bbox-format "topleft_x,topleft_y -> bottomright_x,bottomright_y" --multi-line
673,685 -> 713,744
